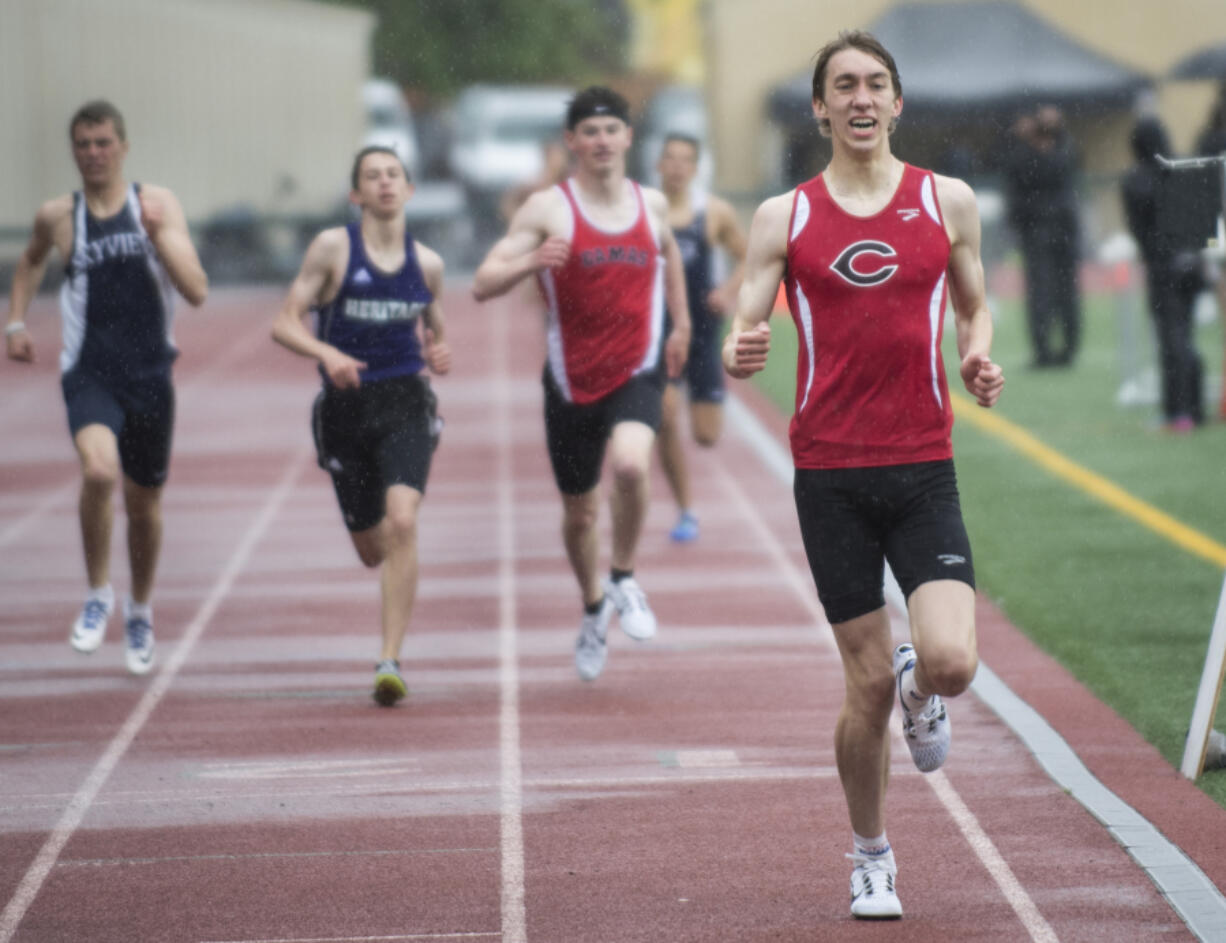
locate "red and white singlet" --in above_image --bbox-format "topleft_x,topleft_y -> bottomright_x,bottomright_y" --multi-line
784,163 -> 954,469
538,178 -> 664,404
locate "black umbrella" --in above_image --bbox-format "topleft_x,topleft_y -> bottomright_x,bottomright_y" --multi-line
1169,42 -> 1226,81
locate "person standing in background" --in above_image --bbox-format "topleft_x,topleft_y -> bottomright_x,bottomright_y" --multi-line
1002,104 -> 1082,368
1194,82 -> 1226,420
1121,116 -> 1204,431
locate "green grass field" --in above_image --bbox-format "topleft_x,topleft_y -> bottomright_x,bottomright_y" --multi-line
751,279 -> 1226,802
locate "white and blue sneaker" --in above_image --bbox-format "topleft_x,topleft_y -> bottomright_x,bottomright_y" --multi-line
603,576 -> 657,641
575,596 -> 614,681
669,510 -> 699,543
893,643 -> 950,772
848,850 -> 902,919
124,603 -> 155,676
70,594 -> 113,653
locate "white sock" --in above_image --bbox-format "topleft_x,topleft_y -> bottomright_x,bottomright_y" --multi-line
853,831 -> 891,859
898,661 -> 931,713
125,598 -> 152,622
87,584 -> 114,609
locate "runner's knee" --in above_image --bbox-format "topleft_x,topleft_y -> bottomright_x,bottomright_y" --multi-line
607,453 -> 648,491
352,533 -> 384,569
124,493 -> 162,528
562,493 -> 599,534
846,662 -> 896,719
382,505 -> 418,548
81,457 -> 118,492
919,644 -> 978,697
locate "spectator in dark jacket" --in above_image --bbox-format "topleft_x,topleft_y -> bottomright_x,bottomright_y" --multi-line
1121,116 -> 1204,430
1194,83 -> 1226,420
1002,105 -> 1082,367
1195,83 -> 1226,157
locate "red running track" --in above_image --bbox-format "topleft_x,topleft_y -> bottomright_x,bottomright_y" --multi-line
0,285 -> 1222,942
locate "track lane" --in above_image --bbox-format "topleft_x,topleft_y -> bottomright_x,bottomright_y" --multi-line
0,285 -> 1211,942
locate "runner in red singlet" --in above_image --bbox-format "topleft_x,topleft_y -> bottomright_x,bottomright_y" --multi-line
473,87 -> 690,682
722,32 -> 1004,920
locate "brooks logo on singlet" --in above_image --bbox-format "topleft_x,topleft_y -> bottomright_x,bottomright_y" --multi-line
579,246 -> 651,267
79,231 -> 151,269
342,298 -> 424,323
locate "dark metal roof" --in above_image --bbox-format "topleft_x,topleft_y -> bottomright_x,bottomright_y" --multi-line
769,1 -> 1151,123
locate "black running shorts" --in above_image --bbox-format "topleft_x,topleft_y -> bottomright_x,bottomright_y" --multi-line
792,459 -> 975,625
543,366 -> 664,495
312,373 -> 441,532
61,368 -> 175,489
665,310 -> 726,404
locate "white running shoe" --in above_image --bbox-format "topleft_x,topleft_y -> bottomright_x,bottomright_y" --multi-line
70,596 -> 113,653
893,643 -> 950,772
603,576 -> 657,641
848,851 -> 902,919
124,609 -> 155,676
575,596 -> 614,681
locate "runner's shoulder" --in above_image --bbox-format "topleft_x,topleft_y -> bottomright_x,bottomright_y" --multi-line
413,240 -> 444,282
33,193 -> 74,229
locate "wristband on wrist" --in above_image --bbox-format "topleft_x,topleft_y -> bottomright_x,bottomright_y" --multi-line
4,322 -> 27,337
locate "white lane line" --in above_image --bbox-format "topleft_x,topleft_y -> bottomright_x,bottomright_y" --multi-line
494,307 -> 527,943
3,765 -> 853,821
0,482 -> 76,550
199,934 -> 499,942
719,396 -> 1058,942
925,771 -> 1057,942
63,848 -> 496,868
969,663 -> 1226,943
0,445 -> 311,943
0,309 -> 283,552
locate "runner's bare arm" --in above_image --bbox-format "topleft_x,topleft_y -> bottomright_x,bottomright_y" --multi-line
472,190 -> 568,301
722,193 -> 791,379
271,228 -> 367,389
416,242 -> 451,376
706,195 -> 749,314
938,175 -> 1004,408
5,197 -> 71,363
139,185 -> 208,306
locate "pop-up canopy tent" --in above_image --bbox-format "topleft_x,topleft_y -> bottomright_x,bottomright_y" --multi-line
768,0 -> 1151,125
1168,41 -> 1226,82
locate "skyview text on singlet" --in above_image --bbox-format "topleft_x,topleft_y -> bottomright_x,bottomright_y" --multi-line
59,183 -> 177,383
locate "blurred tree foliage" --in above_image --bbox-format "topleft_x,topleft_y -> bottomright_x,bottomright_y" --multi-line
330,0 -> 630,96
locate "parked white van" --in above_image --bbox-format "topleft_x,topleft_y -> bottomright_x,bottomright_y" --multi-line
362,79 -> 420,179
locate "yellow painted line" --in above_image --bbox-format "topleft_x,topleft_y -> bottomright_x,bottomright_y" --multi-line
952,394 -> 1226,568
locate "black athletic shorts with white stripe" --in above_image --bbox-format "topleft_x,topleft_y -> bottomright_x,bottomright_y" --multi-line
542,366 -> 664,495
793,458 -> 975,625
312,373 -> 440,532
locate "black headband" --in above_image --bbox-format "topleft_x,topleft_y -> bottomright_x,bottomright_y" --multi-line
567,99 -> 630,129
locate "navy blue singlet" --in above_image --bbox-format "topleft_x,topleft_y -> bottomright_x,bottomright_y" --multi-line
315,222 -> 432,385
672,199 -> 716,322
59,184 -> 176,383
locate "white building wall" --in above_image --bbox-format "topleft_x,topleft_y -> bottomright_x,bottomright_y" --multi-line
0,0 -> 375,227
